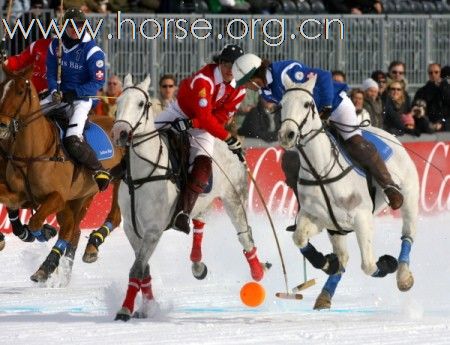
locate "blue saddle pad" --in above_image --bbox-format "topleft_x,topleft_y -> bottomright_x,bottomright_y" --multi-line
84,122 -> 114,161
331,129 -> 393,177
57,122 -> 114,161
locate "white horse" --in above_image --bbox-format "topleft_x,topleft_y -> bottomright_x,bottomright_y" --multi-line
278,75 -> 419,309
111,75 -> 267,321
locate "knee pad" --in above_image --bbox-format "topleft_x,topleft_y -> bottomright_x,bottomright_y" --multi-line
188,155 -> 212,193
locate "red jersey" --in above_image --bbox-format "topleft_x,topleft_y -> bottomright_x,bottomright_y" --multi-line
177,64 -> 246,140
5,38 -> 51,94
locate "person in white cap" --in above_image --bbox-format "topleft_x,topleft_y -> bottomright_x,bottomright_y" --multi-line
361,78 -> 383,128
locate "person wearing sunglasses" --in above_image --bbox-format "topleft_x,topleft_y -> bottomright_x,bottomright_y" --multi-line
232,54 -> 404,231
410,63 -> 446,130
386,61 -> 411,103
152,74 -> 177,116
154,44 -> 247,235
94,75 -> 123,118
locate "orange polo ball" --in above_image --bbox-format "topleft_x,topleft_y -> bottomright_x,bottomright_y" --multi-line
240,282 -> 266,307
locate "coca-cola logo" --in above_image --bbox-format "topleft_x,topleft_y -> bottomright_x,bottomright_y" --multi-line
420,141 -> 450,212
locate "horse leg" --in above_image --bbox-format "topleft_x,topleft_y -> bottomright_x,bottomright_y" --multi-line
133,264 -> 159,319
27,192 -> 64,241
314,232 -> 349,310
222,193 -> 265,282
293,213 -> 339,275
7,208 -> 57,243
83,180 -> 121,263
30,199 -> 73,283
116,228 -> 164,321
396,187 -> 418,291
190,218 -> 208,280
354,214 -> 398,278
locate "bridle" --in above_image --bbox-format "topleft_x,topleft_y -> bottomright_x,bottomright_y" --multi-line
0,77 -> 55,136
114,85 -> 177,240
281,87 -> 323,147
281,87 -> 353,235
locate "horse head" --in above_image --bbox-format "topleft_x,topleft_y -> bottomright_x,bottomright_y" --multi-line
111,74 -> 154,147
0,64 -> 40,140
278,73 -> 320,149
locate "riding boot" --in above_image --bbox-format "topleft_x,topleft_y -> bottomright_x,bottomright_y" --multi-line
172,155 -> 212,234
63,135 -> 112,191
344,134 -> 403,210
281,150 -> 301,231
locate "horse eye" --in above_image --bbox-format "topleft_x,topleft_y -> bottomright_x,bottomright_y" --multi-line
138,101 -> 144,107
304,102 -> 310,108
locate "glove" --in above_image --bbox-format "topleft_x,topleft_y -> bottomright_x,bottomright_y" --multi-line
225,136 -> 245,162
62,91 -> 77,104
52,91 -> 63,104
172,118 -> 192,132
319,106 -> 332,120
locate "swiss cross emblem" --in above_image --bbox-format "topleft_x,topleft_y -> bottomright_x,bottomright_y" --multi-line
95,70 -> 104,80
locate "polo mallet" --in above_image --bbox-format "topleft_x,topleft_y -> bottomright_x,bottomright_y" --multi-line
241,157 -> 303,300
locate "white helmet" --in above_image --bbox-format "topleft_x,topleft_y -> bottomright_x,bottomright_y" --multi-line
232,53 -> 262,87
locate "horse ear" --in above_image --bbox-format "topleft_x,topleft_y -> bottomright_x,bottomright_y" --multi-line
282,73 -> 297,90
139,75 -> 151,92
302,73 -> 317,92
124,74 -> 133,88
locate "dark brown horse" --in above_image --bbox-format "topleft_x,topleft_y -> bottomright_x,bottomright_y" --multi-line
0,65 -> 122,282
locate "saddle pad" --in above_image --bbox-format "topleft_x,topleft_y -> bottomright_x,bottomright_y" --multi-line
331,129 -> 393,177
84,122 -> 114,161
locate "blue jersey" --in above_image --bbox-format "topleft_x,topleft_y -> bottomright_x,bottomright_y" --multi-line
47,33 -> 105,100
261,60 -> 348,111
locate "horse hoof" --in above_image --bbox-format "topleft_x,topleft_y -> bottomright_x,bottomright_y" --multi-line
82,244 -> 99,263
30,269 -> 49,283
115,307 -> 132,322
397,263 -> 414,292
192,262 -> 208,280
132,311 -> 148,319
313,290 -> 331,310
42,224 -> 58,241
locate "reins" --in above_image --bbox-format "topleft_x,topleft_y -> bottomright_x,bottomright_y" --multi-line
283,87 -> 356,235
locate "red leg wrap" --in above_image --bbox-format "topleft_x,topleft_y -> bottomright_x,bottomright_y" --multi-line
140,275 -> 154,301
122,278 -> 140,313
244,247 -> 264,281
190,231 -> 204,262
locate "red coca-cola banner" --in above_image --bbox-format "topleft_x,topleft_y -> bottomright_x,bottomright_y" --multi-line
1,141 -> 449,233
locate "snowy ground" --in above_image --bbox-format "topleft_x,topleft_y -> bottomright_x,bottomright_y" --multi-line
0,212 -> 449,345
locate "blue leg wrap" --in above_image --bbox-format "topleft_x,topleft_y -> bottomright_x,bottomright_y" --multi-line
54,239 -> 69,255
398,239 -> 412,265
31,230 -> 46,242
299,243 -> 326,269
104,221 -> 113,231
323,271 -> 343,298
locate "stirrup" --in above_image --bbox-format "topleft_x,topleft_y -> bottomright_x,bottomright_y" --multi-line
172,211 -> 191,234
94,170 -> 112,192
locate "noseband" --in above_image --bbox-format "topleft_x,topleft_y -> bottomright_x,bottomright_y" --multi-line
281,87 -> 321,146
114,85 -> 152,145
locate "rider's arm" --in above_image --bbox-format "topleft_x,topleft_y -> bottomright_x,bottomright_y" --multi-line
287,64 -> 334,110
46,39 -> 58,93
190,79 -> 229,140
72,49 -> 106,98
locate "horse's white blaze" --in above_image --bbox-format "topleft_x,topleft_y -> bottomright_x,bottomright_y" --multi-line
0,80 -> 12,104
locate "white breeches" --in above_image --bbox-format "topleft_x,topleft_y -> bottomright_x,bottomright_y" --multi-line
155,101 -> 215,164
330,92 -> 362,140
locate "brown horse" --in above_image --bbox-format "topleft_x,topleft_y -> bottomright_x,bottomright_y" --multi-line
0,65 -> 122,282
